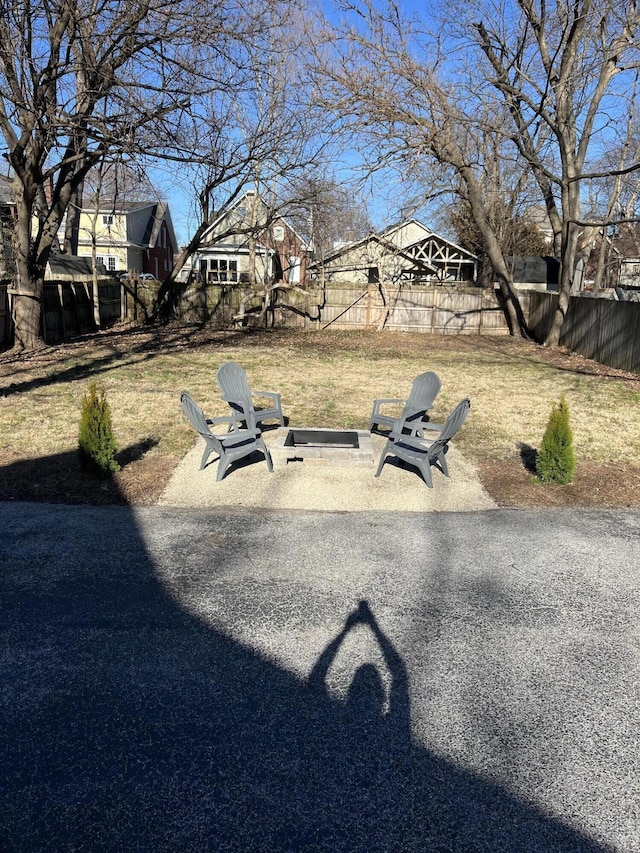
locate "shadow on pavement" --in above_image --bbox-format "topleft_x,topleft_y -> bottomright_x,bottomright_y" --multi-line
1,494 -> 607,851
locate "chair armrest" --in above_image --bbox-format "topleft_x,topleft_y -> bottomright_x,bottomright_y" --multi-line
370,397 -> 408,418
251,390 -> 281,403
406,419 -> 443,436
207,414 -> 246,434
373,398 -> 407,406
206,415 -> 239,426
390,431 -> 436,449
208,415 -> 261,438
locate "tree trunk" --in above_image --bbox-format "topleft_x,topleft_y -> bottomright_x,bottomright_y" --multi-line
462,167 -> 527,337
592,230 -> 608,292
64,180 -> 84,255
12,285 -> 44,350
545,221 -> 579,347
11,194 -> 46,350
153,221 -> 209,321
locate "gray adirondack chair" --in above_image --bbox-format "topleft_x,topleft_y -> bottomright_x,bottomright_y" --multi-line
216,361 -> 285,430
180,391 -> 273,481
375,398 -> 470,488
369,371 -> 442,436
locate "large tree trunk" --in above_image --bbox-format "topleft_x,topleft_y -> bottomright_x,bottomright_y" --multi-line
11,194 -> 46,350
12,262 -> 45,350
545,221 -> 580,348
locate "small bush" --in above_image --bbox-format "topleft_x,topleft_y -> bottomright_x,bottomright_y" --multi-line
535,395 -> 576,485
78,381 -> 120,476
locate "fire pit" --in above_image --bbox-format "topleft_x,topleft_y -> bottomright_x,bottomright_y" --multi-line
270,427 -> 375,468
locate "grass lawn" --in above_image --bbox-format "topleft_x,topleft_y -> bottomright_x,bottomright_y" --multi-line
1,324 -> 639,507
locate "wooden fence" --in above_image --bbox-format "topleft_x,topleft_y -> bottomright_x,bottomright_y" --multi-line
173,279 -> 522,335
528,291 -> 640,373
24,277 -> 640,362
0,279 -> 124,347
317,282 -> 522,334
0,277 -> 523,346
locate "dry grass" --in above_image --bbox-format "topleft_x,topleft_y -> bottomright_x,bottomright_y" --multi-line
2,323 -> 640,506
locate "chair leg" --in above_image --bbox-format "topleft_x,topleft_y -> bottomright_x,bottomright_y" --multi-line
258,439 -> 273,472
216,454 -> 231,481
374,441 -> 392,477
438,448 -> 449,478
417,460 -> 434,488
200,443 -> 217,471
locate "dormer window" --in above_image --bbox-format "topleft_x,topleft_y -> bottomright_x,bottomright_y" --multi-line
273,225 -> 285,242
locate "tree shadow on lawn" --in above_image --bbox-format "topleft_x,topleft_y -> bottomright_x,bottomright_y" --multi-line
0,324 -> 270,397
0,464 -> 610,852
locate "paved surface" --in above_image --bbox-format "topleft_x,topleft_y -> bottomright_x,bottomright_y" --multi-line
2,501 -> 639,851
159,432 -> 497,512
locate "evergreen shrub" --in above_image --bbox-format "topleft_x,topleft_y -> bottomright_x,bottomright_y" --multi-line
78,381 -> 120,476
535,395 -> 576,484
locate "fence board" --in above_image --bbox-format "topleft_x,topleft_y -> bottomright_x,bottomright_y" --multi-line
528,291 -> 640,373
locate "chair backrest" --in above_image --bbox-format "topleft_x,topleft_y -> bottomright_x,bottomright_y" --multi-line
438,398 -> 471,444
180,391 -> 213,439
216,362 -> 251,401
402,371 -> 442,418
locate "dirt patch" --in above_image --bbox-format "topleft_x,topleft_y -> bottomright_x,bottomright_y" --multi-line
0,447 -> 177,506
478,459 -> 640,508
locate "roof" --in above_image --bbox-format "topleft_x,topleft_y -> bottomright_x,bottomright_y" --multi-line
200,190 -> 308,250
308,233 -> 438,274
381,218 -> 478,260
85,199 -> 158,214
45,254 -> 109,281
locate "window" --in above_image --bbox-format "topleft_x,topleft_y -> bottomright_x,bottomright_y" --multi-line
96,255 -> 117,270
102,215 -> 114,226
287,256 -> 301,284
368,266 -> 380,284
206,258 -> 238,283
273,225 -> 285,242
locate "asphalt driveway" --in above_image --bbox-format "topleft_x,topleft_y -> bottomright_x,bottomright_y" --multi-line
1,502 -> 639,851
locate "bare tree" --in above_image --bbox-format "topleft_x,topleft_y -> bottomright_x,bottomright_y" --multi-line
152,2 -> 334,320
282,173 -> 373,260
468,0 -> 640,343
314,1 -> 531,335
317,0 -> 640,342
0,0 -> 287,349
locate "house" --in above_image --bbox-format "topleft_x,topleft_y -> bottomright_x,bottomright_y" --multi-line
193,191 -> 311,287
308,233 -> 438,284
308,218 -> 477,284
74,200 -> 178,279
618,257 -> 640,290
